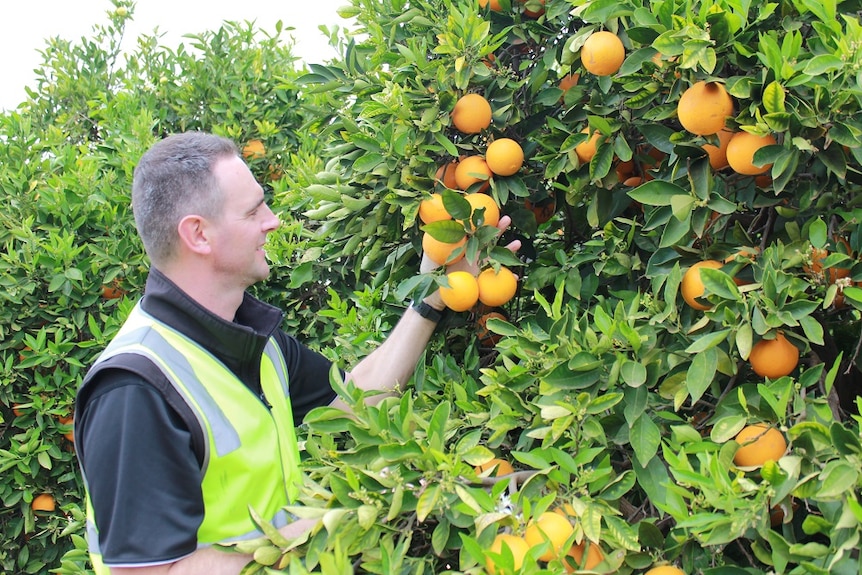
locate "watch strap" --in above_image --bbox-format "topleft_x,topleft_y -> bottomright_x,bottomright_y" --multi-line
410,300 -> 445,323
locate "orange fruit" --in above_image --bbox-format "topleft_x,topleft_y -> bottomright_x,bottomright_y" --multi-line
525,511 -> 575,561
755,174 -> 773,188
803,239 -> 851,282
59,414 -> 75,442
733,423 -> 787,467
623,176 -> 643,186
681,260 -> 722,310
475,457 -> 515,476
476,311 -> 507,347
554,503 -> 577,519
580,31 -> 625,76
803,246 -> 829,276
770,498 -> 799,526
748,331 -> 799,379
422,232 -> 466,266
645,566 -> 686,575
525,196 -> 556,224
477,267 -> 518,307
451,93 -> 492,134
241,139 -> 265,160
31,493 -> 56,512
558,73 -> 580,92
434,161 -> 459,189
465,193 -> 500,229
615,159 -> 635,181
703,129 -> 735,170
12,404 -> 25,417
575,128 -> 602,163
479,0 -> 504,11
486,138 -> 524,176
418,193 -> 452,224
565,540 -> 604,572
487,533 -> 531,574
726,131 -> 777,175
454,155 -> 493,192
520,0 -> 545,17
439,271 -> 480,312
101,283 -> 126,300
677,81 -> 734,136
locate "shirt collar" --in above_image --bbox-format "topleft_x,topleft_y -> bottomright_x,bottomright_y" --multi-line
139,267 -> 284,368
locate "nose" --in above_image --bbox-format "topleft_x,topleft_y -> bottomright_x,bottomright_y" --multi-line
263,203 -> 280,231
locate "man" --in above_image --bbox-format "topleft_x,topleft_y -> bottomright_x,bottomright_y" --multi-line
74,131 -> 519,574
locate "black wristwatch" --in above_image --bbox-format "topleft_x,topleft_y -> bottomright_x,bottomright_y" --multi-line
410,300 -> 445,323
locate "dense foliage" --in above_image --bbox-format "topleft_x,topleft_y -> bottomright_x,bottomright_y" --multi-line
1,0 -> 861,573
0,3 -> 323,572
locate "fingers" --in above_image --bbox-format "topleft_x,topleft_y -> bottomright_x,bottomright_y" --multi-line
496,215 -> 522,254
420,214 -> 521,276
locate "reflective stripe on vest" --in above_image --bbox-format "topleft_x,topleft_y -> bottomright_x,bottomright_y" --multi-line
82,303 -> 302,572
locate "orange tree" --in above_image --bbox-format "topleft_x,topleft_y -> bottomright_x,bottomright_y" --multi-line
252,0 -> 862,573
0,2 -> 329,572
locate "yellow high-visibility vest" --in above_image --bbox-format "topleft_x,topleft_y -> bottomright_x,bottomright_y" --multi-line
80,303 -> 302,573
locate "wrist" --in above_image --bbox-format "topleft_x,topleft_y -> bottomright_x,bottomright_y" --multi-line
410,299 -> 446,322
423,288 -> 446,310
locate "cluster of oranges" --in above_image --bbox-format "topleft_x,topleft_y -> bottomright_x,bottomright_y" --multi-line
485,508 -> 605,574
676,80 -> 778,177
418,92 -> 524,314
478,0 -> 546,19
681,257 -> 801,379
572,31 -> 626,166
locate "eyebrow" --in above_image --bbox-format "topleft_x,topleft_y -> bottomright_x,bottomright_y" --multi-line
246,196 -> 266,216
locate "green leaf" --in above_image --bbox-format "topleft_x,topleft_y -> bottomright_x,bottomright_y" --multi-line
620,360 -> 647,387
686,329 -> 730,354
686,347 -> 717,404
799,316 -> 824,346
710,415 -> 747,443
670,194 -> 695,222
659,211 -> 692,248
630,414 -> 661,466
379,441 -> 424,462
736,323 -> 753,359
416,483 -> 441,522
802,54 -> 843,75
422,219 -> 466,243
762,81 -> 786,114
829,422 -> 862,456
441,188 -> 471,221
817,461 -> 859,499
431,519 -> 450,555
586,392 -> 624,414
628,180 -> 687,206
808,218 -> 828,248
37,451 -> 52,470
700,268 -> 741,301
352,152 -> 384,173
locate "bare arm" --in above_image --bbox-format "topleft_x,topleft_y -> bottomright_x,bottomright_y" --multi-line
108,518 -> 318,575
332,216 -> 521,409
330,289 -> 446,409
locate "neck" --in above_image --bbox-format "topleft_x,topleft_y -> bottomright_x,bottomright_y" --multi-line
157,261 -> 245,322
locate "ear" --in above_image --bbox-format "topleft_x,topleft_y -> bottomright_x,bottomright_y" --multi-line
177,215 -> 212,255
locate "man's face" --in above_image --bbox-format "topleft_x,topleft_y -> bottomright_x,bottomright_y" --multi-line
207,155 -> 280,289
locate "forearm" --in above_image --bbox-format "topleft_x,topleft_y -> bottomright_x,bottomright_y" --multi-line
335,293 -> 445,408
109,519 -> 317,575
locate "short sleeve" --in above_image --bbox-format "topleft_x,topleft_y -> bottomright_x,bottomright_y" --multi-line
275,331 -> 339,423
76,372 -> 203,566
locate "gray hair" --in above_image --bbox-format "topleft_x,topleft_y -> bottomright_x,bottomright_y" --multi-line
131,132 -> 239,265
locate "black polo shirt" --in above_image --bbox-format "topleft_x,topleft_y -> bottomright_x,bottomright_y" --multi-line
74,268 -> 337,567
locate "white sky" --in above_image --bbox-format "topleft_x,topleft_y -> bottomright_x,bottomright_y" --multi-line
0,0 -> 345,111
